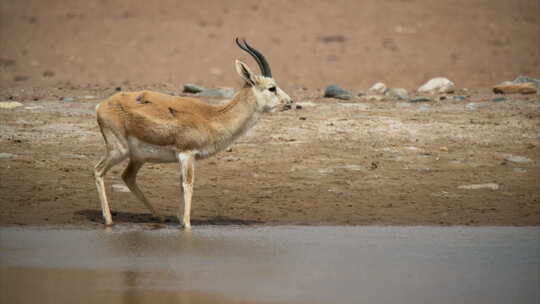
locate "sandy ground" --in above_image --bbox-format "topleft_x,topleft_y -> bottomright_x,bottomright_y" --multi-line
1,87 -> 539,227
0,0 -> 539,227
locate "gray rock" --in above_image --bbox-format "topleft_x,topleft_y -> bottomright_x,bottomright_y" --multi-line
198,88 -> 236,99
385,88 -> 409,100
513,75 -> 540,90
0,152 -> 16,159
491,97 -> 506,102
367,82 -> 387,94
61,97 -> 75,102
409,96 -> 432,103
183,83 -> 206,94
452,95 -> 467,101
505,155 -> 532,163
417,77 -> 455,94
324,85 -> 354,100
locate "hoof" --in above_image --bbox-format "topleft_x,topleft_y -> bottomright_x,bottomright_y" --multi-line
104,222 -> 114,227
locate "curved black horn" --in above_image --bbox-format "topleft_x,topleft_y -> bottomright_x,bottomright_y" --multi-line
235,37 -> 272,77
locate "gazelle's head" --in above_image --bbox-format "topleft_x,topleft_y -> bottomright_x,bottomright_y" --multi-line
235,38 -> 293,112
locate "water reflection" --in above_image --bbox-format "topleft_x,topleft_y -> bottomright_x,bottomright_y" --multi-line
0,267 -> 264,304
1,226 -> 539,304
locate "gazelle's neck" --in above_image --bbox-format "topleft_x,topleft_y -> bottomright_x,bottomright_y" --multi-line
193,85 -> 262,159
216,85 -> 263,140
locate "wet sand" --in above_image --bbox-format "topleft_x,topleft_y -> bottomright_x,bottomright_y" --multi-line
1,226 -> 539,304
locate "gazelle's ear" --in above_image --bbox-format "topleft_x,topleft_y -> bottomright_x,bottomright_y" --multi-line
235,60 -> 256,86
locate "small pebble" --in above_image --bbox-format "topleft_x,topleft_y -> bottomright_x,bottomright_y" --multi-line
14,75 -> 29,82
452,95 -> 467,101
0,153 -> 16,159
385,88 -> 409,100
112,184 -> 130,193
364,95 -> 384,101
42,70 -> 55,77
396,102 -> 412,108
0,101 -> 23,109
466,103 -> 476,110
409,97 -> 432,103
504,155 -> 532,163
458,183 -> 499,190
491,97 -> 506,102
367,82 -> 387,94
418,105 -> 430,111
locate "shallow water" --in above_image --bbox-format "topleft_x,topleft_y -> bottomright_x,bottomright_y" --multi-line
1,226 -> 539,304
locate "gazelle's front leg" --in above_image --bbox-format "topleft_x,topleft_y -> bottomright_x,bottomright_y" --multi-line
178,152 -> 195,229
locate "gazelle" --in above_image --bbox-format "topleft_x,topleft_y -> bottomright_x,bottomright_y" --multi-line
94,38 -> 293,229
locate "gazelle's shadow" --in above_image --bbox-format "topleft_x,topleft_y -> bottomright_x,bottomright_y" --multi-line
76,209 -> 262,226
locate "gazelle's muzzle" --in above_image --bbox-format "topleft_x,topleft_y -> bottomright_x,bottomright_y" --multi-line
281,99 -> 294,111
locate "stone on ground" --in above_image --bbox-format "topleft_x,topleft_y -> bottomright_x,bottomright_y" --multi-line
324,85 -> 354,100
417,77 -> 455,94
0,101 -> 23,109
367,82 -> 387,94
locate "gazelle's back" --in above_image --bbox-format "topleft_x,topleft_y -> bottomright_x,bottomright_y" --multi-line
96,91 -> 222,148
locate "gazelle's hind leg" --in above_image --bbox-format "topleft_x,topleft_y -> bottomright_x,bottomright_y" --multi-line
94,129 -> 128,226
121,160 -> 164,222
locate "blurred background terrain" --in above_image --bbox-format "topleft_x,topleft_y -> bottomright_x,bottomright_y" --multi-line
1,0 -> 539,91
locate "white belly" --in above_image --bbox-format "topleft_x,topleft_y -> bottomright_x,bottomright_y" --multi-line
128,137 -> 178,163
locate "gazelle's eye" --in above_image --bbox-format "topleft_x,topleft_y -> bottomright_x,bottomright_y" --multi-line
268,86 -> 276,93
